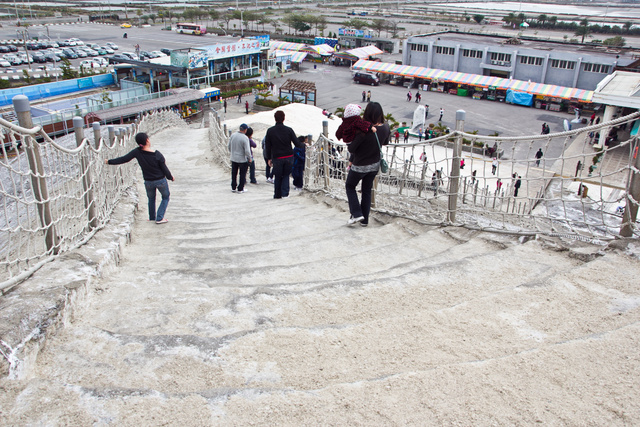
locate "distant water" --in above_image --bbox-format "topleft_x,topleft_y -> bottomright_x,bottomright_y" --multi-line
432,2 -> 640,19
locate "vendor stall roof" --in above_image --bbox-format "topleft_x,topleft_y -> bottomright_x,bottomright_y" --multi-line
269,41 -> 306,51
273,50 -> 308,63
334,45 -> 384,61
305,44 -> 335,56
352,59 -> 594,102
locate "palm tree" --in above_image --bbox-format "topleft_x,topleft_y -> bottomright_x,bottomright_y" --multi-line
623,21 -> 633,32
548,16 -> 557,27
537,14 -> 547,26
575,25 -> 591,43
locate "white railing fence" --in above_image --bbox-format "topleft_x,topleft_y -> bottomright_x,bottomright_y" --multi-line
209,109 -> 640,242
0,96 -> 187,293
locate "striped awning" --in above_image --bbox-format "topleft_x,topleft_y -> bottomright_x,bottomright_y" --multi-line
352,59 -> 595,102
334,45 -> 384,61
305,44 -> 335,56
269,41 -> 306,51
273,50 -> 308,63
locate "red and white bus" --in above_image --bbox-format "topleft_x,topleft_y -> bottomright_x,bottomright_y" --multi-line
175,23 -> 207,35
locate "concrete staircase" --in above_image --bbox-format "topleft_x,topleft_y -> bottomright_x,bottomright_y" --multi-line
2,126 -> 640,425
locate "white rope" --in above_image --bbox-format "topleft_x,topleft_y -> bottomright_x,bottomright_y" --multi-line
0,108 -> 188,292
207,111 -> 639,241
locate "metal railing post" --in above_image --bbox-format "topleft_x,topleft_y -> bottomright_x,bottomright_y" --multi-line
74,117 -> 97,229
13,95 -> 59,253
447,110 -> 465,223
621,138 -> 640,237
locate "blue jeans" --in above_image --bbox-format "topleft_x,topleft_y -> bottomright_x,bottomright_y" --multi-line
144,178 -> 170,221
345,169 -> 377,224
264,157 -> 273,179
272,157 -> 293,198
249,159 -> 257,183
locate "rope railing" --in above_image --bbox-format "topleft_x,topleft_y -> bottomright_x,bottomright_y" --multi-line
0,99 -> 187,293
208,109 -> 640,242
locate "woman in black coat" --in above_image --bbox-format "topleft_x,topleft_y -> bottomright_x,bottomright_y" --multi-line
345,101 -> 389,227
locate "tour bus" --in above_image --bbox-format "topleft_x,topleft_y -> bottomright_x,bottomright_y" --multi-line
175,23 -> 207,35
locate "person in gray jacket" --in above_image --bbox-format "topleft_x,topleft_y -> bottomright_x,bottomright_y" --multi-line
228,123 -> 252,193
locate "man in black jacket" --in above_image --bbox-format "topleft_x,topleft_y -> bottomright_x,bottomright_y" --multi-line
264,110 -> 304,199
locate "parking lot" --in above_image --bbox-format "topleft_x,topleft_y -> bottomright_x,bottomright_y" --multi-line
0,22 -> 229,77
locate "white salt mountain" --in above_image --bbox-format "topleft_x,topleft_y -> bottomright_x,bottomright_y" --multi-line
1,124 -> 639,425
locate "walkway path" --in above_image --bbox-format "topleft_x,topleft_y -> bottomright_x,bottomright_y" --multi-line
1,125 -> 640,425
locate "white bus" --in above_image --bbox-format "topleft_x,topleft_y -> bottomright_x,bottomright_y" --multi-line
175,23 -> 207,35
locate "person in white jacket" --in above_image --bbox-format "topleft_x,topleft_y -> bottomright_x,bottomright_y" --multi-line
228,123 -> 252,193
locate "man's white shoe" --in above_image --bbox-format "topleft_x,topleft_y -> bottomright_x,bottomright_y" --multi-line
347,215 -> 365,225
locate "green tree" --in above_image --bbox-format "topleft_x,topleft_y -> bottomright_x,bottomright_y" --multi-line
149,14 -> 156,24
473,14 -> 484,24
387,20 -> 399,38
316,16 -> 328,36
623,21 -> 633,32
208,9 -> 219,23
60,58 -> 78,79
220,12 -> 233,31
503,13 -> 516,26
548,16 -> 557,27
603,35 -> 626,46
537,14 -> 547,26
343,18 -> 367,30
22,69 -> 31,84
292,14 -> 311,34
370,19 -> 386,36
575,20 -> 591,43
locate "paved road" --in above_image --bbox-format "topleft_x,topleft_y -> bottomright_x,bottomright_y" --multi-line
267,62 -> 584,162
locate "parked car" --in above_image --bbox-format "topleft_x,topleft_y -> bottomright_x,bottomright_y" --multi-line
108,53 -> 130,64
31,52 -> 47,63
83,48 -> 98,56
353,72 -> 380,86
73,49 -> 88,58
80,59 -> 101,69
150,50 -> 167,57
57,40 -> 70,47
91,57 -> 108,66
4,55 -> 22,65
44,53 -> 61,62
26,42 -> 40,50
95,47 -> 108,55
120,23 -> 132,28
46,47 -> 64,55
139,51 -> 152,60
63,39 -> 77,46
101,46 -> 114,54
0,59 -> 11,67
160,48 -> 171,56
61,49 -> 78,59
0,46 -> 10,54
106,42 -> 119,50
69,38 -> 84,45
121,52 -> 138,60
6,44 -> 18,52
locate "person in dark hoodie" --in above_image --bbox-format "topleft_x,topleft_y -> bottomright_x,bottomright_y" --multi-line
292,135 -> 308,190
264,110 -> 305,199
